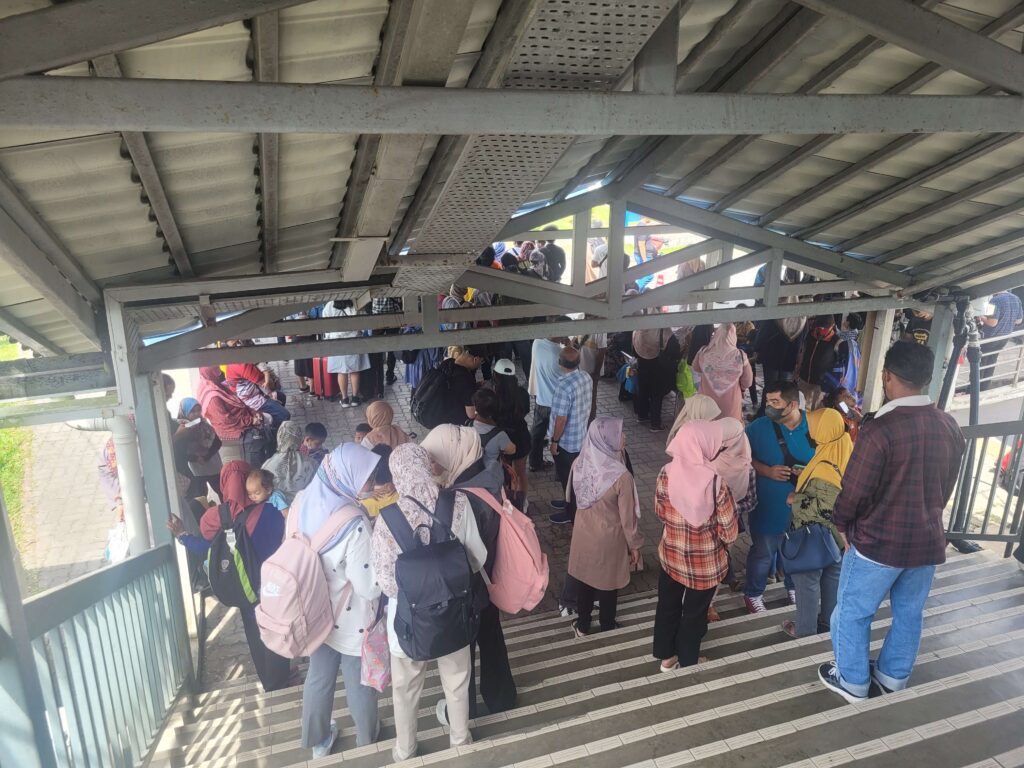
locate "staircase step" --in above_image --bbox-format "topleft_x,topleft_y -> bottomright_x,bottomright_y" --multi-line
182,555 -> 1002,715
149,559 -> 1023,767
816,708 -> 1024,768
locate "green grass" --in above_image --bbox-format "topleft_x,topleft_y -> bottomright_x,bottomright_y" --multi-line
0,336 -> 30,547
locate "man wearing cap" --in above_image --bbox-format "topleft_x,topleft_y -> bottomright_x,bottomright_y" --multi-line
818,341 -> 965,703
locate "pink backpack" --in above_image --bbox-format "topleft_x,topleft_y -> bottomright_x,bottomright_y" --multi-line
255,499 -> 365,659
460,488 -> 548,614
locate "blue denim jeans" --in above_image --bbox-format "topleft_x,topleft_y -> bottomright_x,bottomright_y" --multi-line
260,396 -> 291,426
744,532 -> 795,597
792,561 -> 841,637
830,546 -> 935,697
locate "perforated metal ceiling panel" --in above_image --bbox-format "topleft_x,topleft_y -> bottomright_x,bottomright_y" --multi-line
408,0 -> 678,258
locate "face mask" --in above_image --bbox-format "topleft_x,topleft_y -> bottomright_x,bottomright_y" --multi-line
765,405 -> 787,422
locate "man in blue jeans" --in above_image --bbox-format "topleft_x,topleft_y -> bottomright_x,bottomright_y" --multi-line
744,380 -> 815,613
819,342 -> 965,702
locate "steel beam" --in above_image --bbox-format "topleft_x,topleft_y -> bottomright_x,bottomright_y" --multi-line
105,269 -> 351,303
496,188 -> 611,242
966,267 -> 1024,297
91,55 -> 195,278
6,79 -> 1024,135
756,135 -> 928,227
875,197 -> 1024,265
0,171 -> 101,304
792,0 -> 1024,94
624,239 -> 724,283
0,208 -> 100,348
794,133 -> 1022,239
0,352 -> 114,400
626,190 -> 910,286
911,245 -> 1024,294
386,0 -> 543,256
135,302 -> 315,372
0,0 -> 309,80
461,266 -> 610,318
0,308 -> 61,357
622,248 -> 768,312
159,294 -> 929,370
252,13 -> 280,274
836,164 -> 1024,253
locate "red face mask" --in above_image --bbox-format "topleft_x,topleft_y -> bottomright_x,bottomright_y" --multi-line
811,324 -> 836,342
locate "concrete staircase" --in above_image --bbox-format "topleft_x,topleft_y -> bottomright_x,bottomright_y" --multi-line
150,551 -> 1024,768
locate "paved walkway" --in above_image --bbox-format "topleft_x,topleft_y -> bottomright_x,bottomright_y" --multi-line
201,359 -> 756,688
18,422 -> 110,595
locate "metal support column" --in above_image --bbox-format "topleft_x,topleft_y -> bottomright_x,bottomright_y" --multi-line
862,308 -> 896,412
132,371 -> 178,550
608,200 -> 626,319
111,414 -> 148,555
572,212 -> 589,288
0,491 -> 57,768
927,302 -> 956,402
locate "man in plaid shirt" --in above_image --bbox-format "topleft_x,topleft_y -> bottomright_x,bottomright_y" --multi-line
547,346 -> 593,525
818,342 -> 965,704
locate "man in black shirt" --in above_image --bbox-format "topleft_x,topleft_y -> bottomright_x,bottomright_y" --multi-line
537,227 -> 566,283
437,346 -> 487,426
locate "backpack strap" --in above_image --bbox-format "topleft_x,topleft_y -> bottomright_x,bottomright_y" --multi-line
454,487 -> 505,517
479,427 -> 506,450
308,505 -> 366,553
219,503 -> 233,530
380,503 -> 418,553
770,421 -> 801,470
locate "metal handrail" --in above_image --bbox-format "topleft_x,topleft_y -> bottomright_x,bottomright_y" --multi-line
25,543 -> 190,768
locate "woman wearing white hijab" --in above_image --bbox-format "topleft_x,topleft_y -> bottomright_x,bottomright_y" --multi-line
666,393 -> 722,446
261,420 -> 316,504
566,417 -> 644,637
419,424 -> 517,715
371,444 -> 487,763
296,443 -> 382,759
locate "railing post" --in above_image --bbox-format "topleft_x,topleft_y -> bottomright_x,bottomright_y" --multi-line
862,308 -> 896,412
132,371 -> 178,549
0,491 -> 59,768
927,302 -> 956,402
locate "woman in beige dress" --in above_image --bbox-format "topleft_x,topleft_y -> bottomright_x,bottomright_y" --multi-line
566,416 -> 644,636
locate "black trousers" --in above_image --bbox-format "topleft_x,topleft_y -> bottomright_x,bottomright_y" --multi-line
634,356 -> 670,429
529,405 -> 551,469
468,603 -> 517,717
575,582 -> 618,632
652,569 -> 717,667
512,339 -> 533,382
369,351 -> 397,396
980,338 -> 1008,390
554,449 -> 579,521
239,605 -> 290,692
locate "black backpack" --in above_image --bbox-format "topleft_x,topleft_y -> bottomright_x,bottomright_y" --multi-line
380,492 -> 481,661
411,364 -> 453,429
206,504 -> 261,608
241,426 -> 273,468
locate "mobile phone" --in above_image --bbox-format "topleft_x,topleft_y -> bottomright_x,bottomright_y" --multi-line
838,402 -> 851,416
792,464 -> 806,474
185,418 -> 202,428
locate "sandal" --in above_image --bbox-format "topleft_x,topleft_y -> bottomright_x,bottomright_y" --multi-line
781,620 -> 798,639
707,605 -> 721,622
659,658 -> 679,672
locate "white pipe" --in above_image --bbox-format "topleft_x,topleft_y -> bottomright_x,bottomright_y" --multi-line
110,415 -> 149,555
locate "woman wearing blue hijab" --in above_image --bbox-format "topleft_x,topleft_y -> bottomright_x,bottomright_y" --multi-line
295,443 -> 384,759
176,397 -> 223,498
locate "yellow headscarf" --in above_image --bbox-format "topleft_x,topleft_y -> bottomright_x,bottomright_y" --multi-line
797,408 -> 853,491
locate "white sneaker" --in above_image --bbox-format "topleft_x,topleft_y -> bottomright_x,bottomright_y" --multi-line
788,589 -> 797,605
311,721 -> 338,759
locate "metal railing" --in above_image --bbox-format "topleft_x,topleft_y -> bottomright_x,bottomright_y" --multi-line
946,419 -> 1024,556
22,544 -> 190,768
955,328 -> 1024,392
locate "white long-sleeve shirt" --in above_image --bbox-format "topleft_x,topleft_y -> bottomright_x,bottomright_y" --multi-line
320,517 -> 382,657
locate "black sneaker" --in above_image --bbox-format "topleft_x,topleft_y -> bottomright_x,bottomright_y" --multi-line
817,662 -> 866,704
549,499 -> 567,510
530,461 -> 554,472
549,511 -> 573,525
868,660 -> 895,695
341,396 -> 352,408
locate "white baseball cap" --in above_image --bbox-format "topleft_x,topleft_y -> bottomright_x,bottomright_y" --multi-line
493,358 -> 516,376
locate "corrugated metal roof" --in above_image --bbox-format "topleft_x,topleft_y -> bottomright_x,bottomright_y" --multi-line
2,0 -> 1024,356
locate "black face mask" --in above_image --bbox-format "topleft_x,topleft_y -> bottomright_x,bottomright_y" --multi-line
559,358 -> 579,370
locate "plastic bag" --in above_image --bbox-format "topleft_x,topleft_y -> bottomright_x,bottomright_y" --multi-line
104,521 -> 130,564
360,607 -> 391,692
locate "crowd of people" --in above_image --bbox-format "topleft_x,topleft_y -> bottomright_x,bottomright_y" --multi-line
93,248 -> 993,760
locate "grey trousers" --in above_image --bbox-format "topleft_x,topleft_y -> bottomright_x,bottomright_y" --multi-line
301,644 -> 379,749
792,562 -> 842,637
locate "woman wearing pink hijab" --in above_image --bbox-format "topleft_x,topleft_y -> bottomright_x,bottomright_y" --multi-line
693,324 -> 754,421
653,421 -> 739,671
